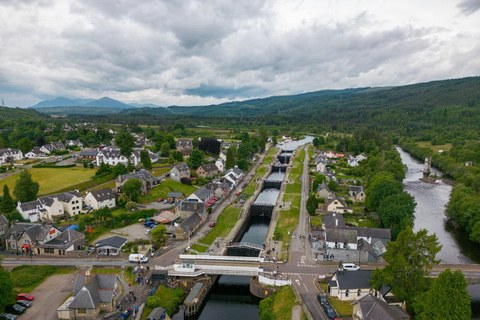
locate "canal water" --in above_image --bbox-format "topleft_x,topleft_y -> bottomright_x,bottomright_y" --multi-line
174,136 -> 314,320
396,147 -> 473,264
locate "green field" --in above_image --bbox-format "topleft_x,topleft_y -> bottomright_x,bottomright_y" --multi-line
260,286 -> 300,320
274,207 -> 300,255
286,182 -> 302,194
139,179 -> 198,204
416,141 -> 452,152
0,167 -> 96,197
200,205 -> 241,245
190,244 -> 208,252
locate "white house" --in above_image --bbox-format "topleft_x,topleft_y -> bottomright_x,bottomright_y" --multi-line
224,167 -> 244,188
215,159 -> 225,172
348,156 -> 359,167
85,188 -> 116,210
17,197 -> 64,222
324,195 -> 353,213
25,147 -> 47,158
325,228 -> 358,250
328,270 -> 376,301
40,144 -> 56,154
96,146 -> 141,166
0,148 -> 23,164
316,156 -> 328,173
355,153 -> 368,162
66,140 -> 83,148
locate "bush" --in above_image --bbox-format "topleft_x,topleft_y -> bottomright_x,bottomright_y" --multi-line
32,164 -> 76,168
146,296 -> 161,308
180,177 -> 192,185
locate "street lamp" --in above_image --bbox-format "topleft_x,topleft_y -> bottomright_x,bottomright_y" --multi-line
346,254 -> 350,262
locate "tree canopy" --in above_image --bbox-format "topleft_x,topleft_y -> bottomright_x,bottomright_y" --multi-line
122,178 -> 143,202
13,170 -> 39,202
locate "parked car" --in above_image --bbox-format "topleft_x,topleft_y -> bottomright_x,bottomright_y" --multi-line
145,229 -> 151,235
4,305 -> 26,315
16,294 -> 35,301
339,263 -> 360,271
15,300 -> 32,308
0,314 -> 17,320
163,200 -> 169,204
209,222 -> 216,227
157,198 -> 164,202
323,305 -> 336,319
317,294 -> 327,306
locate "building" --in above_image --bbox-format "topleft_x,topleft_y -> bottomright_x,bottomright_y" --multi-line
84,188 -> 116,210
215,159 -> 225,172
351,294 -> 410,320
0,214 -> 9,242
349,186 -> 366,203
147,307 -> 171,320
196,163 -> 219,178
315,156 -> 328,174
324,195 -> 353,213
166,192 -> 185,203
36,228 -> 85,255
322,213 -> 346,229
170,163 -> 191,182
176,139 -> 193,152
96,146 -> 141,166
78,149 -> 98,160
17,191 -> 82,222
175,200 -> 206,220
95,236 -> 127,256
4,222 -> 62,254
66,140 -> 84,148
316,183 -> 331,199
325,229 -> 358,250
66,271 -> 123,319
151,211 -> 180,225
224,167 -> 244,188
329,270 -> 377,301
25,147 -> 47,158
0,148 -> 23,164
115,169 -> 159,195
170,212 -> 203,240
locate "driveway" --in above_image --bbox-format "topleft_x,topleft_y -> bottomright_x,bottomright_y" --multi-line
19,272 -> 77,320
95,224 -> 151,243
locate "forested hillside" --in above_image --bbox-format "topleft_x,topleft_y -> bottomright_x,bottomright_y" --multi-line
0,106 -> 50,122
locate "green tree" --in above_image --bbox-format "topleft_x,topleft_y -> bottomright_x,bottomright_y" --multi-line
1,185 -> 16,213
116,131 -> 135,156
371,227 -> 441,307
122,178 -> 143,202
127,159 -> 134,172
118,193 -> 131,206
327,179 -> 338,192
237,159 -> 248,171
313,137 -> 321,147
83,161 -> 88,169
416,269 -> 471,320
146,295 -> 161,308
78,220 -> 86,231
172,150 -> 183,162
17,137 -> 34,154
377,191 -> 416,240
7,210 -> 24,223
365,177 -> 403,211
161,142 -> 170,157
113,163 -> 128,176
188,149 -> 204,169
140,150 -> 152,169
151,224 -> 167,243
225,145 -> 236,169
312,174 -> 326,192
0,258 -> 14,311
306,195 -> 318,215
13,170 -> 39,202
125,201 -> 138,212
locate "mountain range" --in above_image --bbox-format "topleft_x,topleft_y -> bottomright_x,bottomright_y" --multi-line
30,96 -> 136,109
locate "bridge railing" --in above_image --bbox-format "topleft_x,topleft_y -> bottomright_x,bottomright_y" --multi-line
225,242 -> 264,251
179,254 -> 264,263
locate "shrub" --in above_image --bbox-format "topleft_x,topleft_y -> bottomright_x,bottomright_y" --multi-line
146,296 -> 161,308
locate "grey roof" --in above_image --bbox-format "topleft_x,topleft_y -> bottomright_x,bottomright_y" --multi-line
177,200 -> 205,214
358,239 -> 377,257
0,214 -> 8,225
0,148 -> 22,156
117,169 -> 158,183
232,167 -> 243,175
71,273 -> 119,309
6,223 -> 58,242
173,163 -> 190,172
57,228 -> 84,242
79,149 -> 98,157
180,212 -> 203,234
199,163 -> 218,173
50,191 -> 81,203
167,192 -> 183,198
322,213 -> 346,229
96,236 -> 127,248
325,194 -> 346,207
192,186 -> 213,202
349,185 -> 364,193
351,295 -> 410,320
18,200 -> 42,212
89,188 -> 115,202
176,139 -> 193,149
147,307 -> 167,320
336,270 -> 373,290
28,147 -> 45,155
326,228 -> 357,243
5,223 -> 37,239
349,227 -> 391,240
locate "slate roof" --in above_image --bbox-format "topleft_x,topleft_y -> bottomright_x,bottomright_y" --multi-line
117,169 -> 159,183
176,139 -> 193,149
326,229 -> 357,243
322,213 -> 346,229
351,294 -> 410,320
79,149 -> 98,157
147,307 -> 167,320
88,188 -> 115,202
18,200 -> 42,212
192,186 -> 213,202
349,227 -> 391,240
96,236 -> 127,248
70,273 -> 119,309
357,238 -> 377,257
0,214 -> 8,225
0,148 -> 22,157
349,185 -> 364,193
336,270 -> 373,290
199,163 -> 218,173
173,163 -> 190,172
177,200 -> 205,214
28,147 -> 45,156
37,229 -> 85,249
180,212 -> 203,234
5,223 -> 58,242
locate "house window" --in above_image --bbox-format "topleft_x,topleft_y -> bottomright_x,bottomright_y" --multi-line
45,248 -> 54,253
78,308 -> 87,314
357,289 -> 362,296
345,290 -> 349,297
24,240 -> 30,244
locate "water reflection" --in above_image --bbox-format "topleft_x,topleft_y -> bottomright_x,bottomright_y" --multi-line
278,136 -> 314,150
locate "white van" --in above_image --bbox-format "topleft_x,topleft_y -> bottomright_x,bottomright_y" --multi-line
129,254 -> 149,263
339,263 -> 360,271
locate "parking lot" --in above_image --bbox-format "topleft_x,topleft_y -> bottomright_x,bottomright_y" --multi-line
19,272 -> 77,320
95,223 -> 151,243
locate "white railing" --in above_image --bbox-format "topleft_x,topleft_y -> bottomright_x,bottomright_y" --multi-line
179,254 -> 264,263
168,264 -> 262,277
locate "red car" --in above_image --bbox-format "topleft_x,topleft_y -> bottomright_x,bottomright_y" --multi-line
209,222 -> 216,227
17,293 -> 35,301
157,199 -> 164,202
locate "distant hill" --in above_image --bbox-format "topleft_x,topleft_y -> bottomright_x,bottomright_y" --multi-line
33,106 -> 127,115
81,97 -> 133,109
31,96 -> 135,112
129,103 -> 165,108
0,106 -> 50,121
31,97 -> 94,108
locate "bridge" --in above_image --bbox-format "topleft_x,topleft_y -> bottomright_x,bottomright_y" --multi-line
252,201 -> 276,207
225,242 -> 264,251
225,242 -> 264,257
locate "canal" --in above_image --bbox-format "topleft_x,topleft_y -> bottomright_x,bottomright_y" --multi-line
174,136 -> 314,320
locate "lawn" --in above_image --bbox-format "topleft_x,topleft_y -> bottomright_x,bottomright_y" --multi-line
260,286 -> 299,320
141,285 -> 186,318
191,244 -> 208,252
286,182 -> 302,194
253,165 -> 268,180
151,167 -> 170,177
10,265 -> 76,293
417,141 -> 452,152
283,194 -> 301,208
139,179 -> 198,204
88,180 -> 116,192
0,167 -> 96,197
310,215 -> 323,227
200,205 -> 241,245
274,207 -> 300,254
327,296 -> 353,316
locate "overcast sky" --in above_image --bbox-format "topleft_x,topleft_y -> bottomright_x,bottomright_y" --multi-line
1,0 -> 479,108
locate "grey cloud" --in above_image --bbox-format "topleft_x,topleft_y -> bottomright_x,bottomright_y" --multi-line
457,0 -> 480,15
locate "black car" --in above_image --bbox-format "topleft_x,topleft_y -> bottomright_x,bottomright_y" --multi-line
323,305 -> 336,319
4,305 -> 26,315
317,293 -> 327,306
0,314 -> 18,320
15,300 -> 32,308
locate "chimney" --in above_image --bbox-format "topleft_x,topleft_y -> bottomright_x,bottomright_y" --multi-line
335,219 -> 338,227
85,269 -> 91,283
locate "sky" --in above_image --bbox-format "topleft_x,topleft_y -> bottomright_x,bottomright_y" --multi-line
1,0 -> 479,108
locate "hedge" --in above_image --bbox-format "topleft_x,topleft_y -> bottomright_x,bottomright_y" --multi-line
32,164 -> 76,168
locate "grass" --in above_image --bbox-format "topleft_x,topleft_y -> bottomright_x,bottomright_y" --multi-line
91,268 -> 120,274
151,167 -> 170,177
141,285 -> 186,318
327,296 -> 354,316
274,207 -> 300,254
190,244 -> 208,252
417,141 -> 452,152
200,205 -> 241,245
286,182 -> 302,194
343,213 -> 381,228
310,215 -> 323,227
0,167 -> 96,197
260,286 -> 299,320
88,180 -> 116,192
283,194 -> 301,208
10,266 -> 76,293
139,179 -> 197,204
